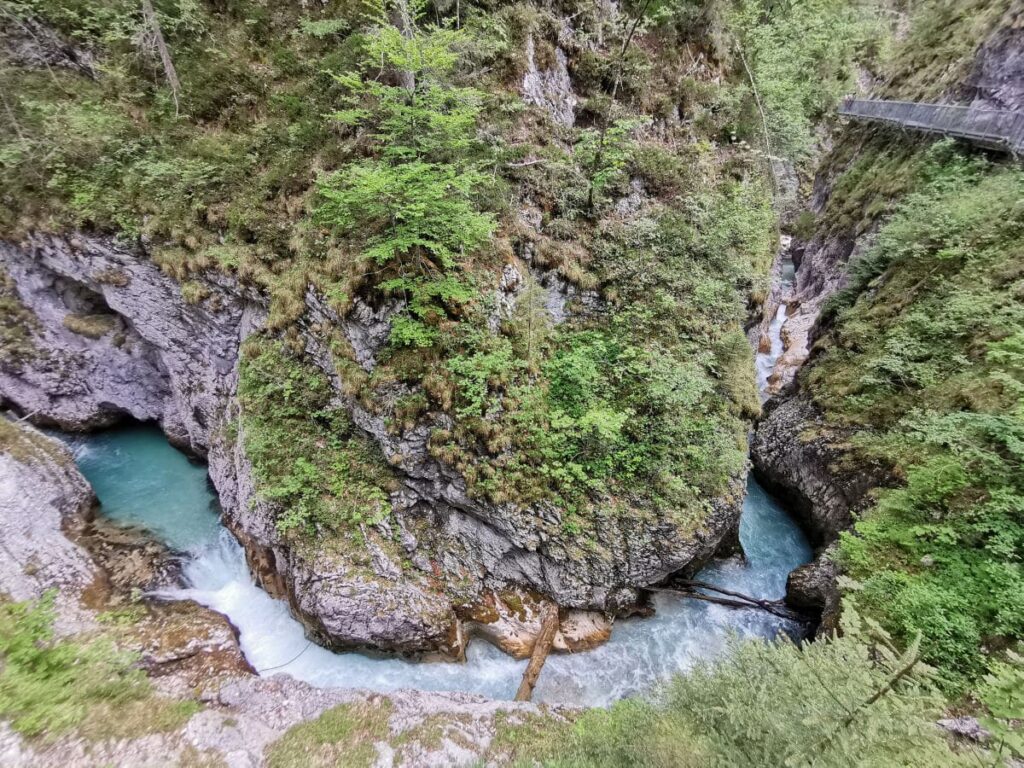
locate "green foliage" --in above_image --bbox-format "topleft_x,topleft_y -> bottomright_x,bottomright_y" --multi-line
0,268 -> 38,366
4,0 -> 778,570
732,0 -> 886,160
493,616 -> 972,767
979,652 -> 1024,760
0,595 -> 196,740
879,0 -> 1012,101
314,13 -> 496,347
575,119 -> 647,208
809,148 -> 1024,690
316,160 -> 493,270
432,175 -> 772,520
238,338 -> 395,536
0,0 -> 358,289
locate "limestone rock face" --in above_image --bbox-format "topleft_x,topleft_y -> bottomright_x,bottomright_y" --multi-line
750,394 -> 883,547
0,419 -> 250,681
0,420 -> 97,634
0,233 -> 744,657
960,21 -> 1024,111
522,32 -> 577,127
785,551 -> 840,635
0,234 -> 249,448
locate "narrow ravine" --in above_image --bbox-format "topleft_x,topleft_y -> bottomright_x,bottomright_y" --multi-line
63,417 -> 809,705
60,247 -> 810,706
756,236 -> 797,397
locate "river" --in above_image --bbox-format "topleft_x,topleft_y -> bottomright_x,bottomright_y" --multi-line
61,243 -> 807,707
63,422 -> 810,706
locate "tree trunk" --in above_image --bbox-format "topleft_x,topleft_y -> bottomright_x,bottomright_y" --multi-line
649,580 -> 806,622
514,603 -> 560,702
140,0 -> 181,115
388,0 -> 416,94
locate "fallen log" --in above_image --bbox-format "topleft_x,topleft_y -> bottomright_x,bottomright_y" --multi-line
648,581 -> 806,623
514,602 -> 560,702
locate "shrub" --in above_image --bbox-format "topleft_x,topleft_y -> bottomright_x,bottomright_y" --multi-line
810,149 -> 1024,690
0,595 -> 196,740
492,616 -> 975,767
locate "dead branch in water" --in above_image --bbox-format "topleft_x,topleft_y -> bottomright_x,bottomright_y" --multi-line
515,603 -> 560,702
648,580 -> 806,623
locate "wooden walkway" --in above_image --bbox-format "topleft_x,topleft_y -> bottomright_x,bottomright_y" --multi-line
838,97 -> 1024,154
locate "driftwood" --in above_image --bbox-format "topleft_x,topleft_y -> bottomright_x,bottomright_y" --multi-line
514,603 -> 560,702
649,579 -> 806,623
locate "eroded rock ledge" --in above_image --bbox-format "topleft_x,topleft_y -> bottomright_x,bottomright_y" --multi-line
750,393 -> 883,548
0,232 -> 744,658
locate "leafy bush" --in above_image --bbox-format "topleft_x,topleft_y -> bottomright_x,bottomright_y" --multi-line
809,148 -> 1024,690
731,0 -> 886,161
314,14 -> 496,348
238,339 -> 396,537
0,595 -> 196,739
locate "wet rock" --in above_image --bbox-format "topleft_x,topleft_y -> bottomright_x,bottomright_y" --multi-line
614,179 -> 647,218
959,23 -> 1024,111
289,550 -> 461,658
937,716 -> 991,744
462,589 -> 612,658
132,599 -> 253,687
751,394 -> 882,546
785,550 -> 840,635
77,517 -> 183,595
0,233 -> 251,448
488,263 -> 525,332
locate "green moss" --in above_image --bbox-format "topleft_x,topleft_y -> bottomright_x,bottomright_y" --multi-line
0,595 -> 198,741
237,337 -> 398,538
0,268 -> 38,365
4,0 -> 779,555
264,699 -> 392,768
61,312 -> 117,339
0,418 -> 70,467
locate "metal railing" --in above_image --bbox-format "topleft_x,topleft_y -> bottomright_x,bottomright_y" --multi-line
838,98 -> 1024,154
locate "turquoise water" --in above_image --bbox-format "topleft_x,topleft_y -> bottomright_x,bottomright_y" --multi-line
64,424 -> 811,706
65,425 -> 220,552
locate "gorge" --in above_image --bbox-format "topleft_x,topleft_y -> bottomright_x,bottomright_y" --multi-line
1,0 -> 1022,765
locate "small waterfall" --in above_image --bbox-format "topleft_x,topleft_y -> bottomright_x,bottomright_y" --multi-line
755,236 -> 797,398
756,303 -> 789,394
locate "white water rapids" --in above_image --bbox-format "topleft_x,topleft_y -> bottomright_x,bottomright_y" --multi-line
62,268 -> 810,706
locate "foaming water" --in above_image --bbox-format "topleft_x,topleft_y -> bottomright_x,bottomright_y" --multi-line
756,303 -> 788,394
64,424 -> 811,706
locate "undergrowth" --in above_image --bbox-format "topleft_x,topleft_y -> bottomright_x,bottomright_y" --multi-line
489,612 -> 999,767
808,142 -> 1024,691
237,337 -> 396,538
0,595 -> 198,741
